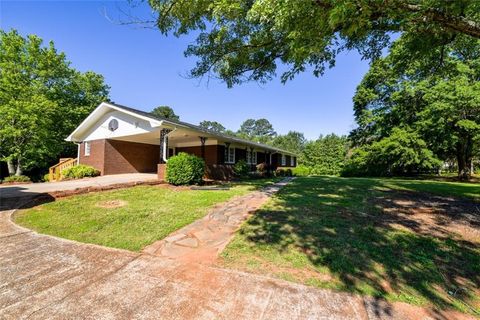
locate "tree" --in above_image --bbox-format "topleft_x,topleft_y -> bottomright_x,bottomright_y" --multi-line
238,118 -> 276,144
199,120 -> 226,133
352,35 -> 480,179
0,30 -> 109,176
302,134 -> 348,175
343,128 -> 442,176
150,0 -> 480,86
150,105 -> 179,120
272,131 -> 306,155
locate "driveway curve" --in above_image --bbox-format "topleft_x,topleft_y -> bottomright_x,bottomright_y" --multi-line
0,198 -> 474,319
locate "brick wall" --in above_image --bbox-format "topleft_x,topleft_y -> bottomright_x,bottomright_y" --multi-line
79,139 -> 160,175
104,140 -> 160,175
175,145 -> 219,165
79,139 -> 106,174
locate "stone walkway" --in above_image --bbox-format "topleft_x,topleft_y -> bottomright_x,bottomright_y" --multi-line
143,178 -> 292,263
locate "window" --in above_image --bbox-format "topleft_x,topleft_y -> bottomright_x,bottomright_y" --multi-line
281,154 -> 286,166
290,156 -> 295,166
247,150 -> 257,165
225,146 -> 235,164
84,141 -> 91,156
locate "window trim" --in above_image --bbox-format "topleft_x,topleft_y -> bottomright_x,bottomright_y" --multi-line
84,141 -> 91,156
247,150 -> 257,165
225,146 -> 235,164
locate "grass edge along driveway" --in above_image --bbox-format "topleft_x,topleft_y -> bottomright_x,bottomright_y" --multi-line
220,176 -> 480,316
15,179 -> 279,252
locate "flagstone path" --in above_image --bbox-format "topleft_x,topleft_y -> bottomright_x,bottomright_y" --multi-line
142,178 -> 293,263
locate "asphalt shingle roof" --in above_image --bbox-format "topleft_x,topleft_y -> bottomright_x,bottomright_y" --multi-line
108,102 -> 296,155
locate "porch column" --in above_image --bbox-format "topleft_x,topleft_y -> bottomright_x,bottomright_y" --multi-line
199,136 -> 207,159
250,147 -> 255,166
159,129 -> 172,164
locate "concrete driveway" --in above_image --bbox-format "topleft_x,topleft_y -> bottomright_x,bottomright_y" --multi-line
0,183 -> 474,319
0,173 -> 158,200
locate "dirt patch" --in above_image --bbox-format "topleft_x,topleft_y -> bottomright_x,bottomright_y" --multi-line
95,200 -> 127,209
374,190 -> 480,243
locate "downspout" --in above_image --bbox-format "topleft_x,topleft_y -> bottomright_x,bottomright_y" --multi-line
162,127 -> 177,163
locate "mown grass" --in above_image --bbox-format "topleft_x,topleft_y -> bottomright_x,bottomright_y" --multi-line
15,178 -> 278,251
220,176 -> 480,315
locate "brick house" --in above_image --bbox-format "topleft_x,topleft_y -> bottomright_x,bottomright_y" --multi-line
66,102 -> 297,180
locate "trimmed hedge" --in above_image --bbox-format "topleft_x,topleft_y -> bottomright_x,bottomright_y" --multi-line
2,175 -> 31,183
62,165 -> 100,179
166,152 -> 205,185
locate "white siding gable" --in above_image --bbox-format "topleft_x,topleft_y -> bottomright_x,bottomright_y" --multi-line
82,110 -> 156,141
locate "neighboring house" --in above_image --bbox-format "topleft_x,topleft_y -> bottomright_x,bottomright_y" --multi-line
66,102 -> 297,180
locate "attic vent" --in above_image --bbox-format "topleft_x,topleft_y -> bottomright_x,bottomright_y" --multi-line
108,119 -> 119,131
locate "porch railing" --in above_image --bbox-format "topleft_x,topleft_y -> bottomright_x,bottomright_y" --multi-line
49,158 -> 77,182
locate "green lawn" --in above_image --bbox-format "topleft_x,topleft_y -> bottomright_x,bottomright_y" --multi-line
220,176 -> 480,315
15,179 -> 278,251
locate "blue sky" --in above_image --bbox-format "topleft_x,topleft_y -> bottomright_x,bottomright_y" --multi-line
1,1 -> 370,140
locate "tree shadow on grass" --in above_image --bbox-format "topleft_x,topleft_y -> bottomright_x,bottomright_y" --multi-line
239,176 -> 480,315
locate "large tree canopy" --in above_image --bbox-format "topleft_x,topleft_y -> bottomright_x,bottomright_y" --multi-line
272,131 -> 306,155
150,105 -> 180,120
0,30 -> 109,176
149,0 -> 480,86
351,35 -> 480,179
238,118 -> 276,144
199,120 -> 226,133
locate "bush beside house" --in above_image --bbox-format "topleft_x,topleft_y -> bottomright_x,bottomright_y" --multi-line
62,165 -> 100,180
1,175 -> 31,184
233,159 -> 250,178
166,153 -> 205,185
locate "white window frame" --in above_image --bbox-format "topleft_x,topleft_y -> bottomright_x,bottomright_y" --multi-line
247,150 -> 257,165
281,154 -> 286,166
225,146 -> 235,164
290,156 -> 295,166
84,141 -> 91,156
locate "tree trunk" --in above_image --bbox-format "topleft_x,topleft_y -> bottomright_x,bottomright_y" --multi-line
456,135 -> 473,180
7,159 -> 15,176
15,158 -> 23,176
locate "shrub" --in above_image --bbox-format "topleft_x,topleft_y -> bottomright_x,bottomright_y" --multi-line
275,168 -> 292,177
2,175 -> 31,183
62,165 -> 100,179
166,152 -> 205,185
43,173 -> 50,182
256,162 -> 268,173
342,129 -> 442,177
292,165 -> 310,176
233,159 -> 250,177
